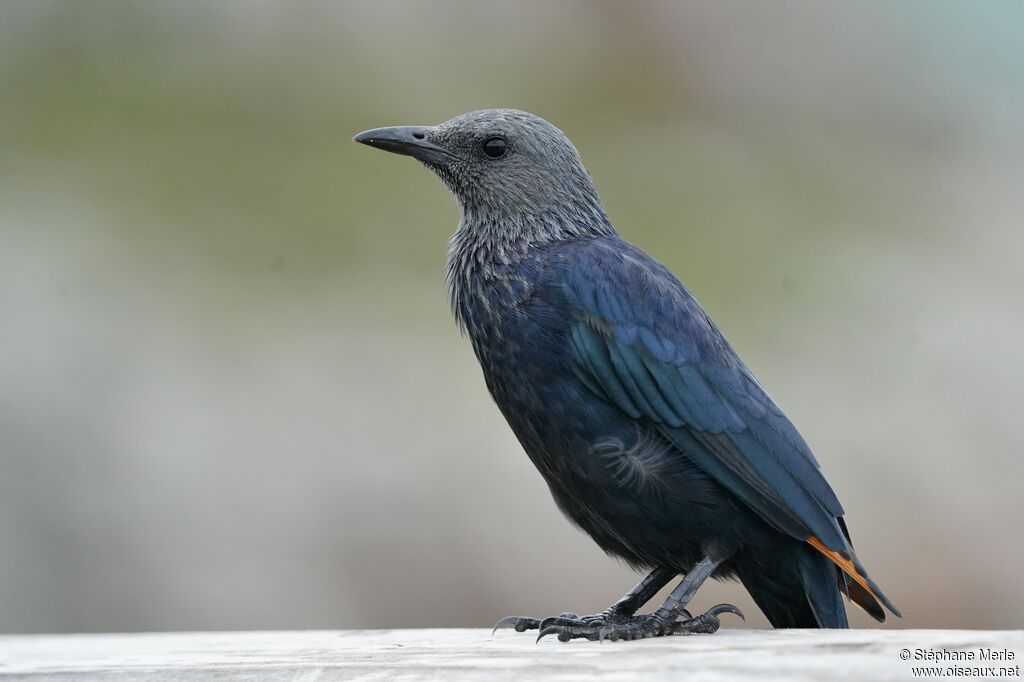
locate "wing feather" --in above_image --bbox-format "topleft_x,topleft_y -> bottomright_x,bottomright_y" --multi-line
560,240 -> 847,549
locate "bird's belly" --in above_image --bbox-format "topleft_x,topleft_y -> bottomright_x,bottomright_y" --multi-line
486,365 -> 732,569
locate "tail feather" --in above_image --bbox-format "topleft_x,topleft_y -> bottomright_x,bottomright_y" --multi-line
798,547 -> 849,627
735,545 -> 848,628
737,520 -> 900,628
840,570 -> 886,622
807,535 -> 901,620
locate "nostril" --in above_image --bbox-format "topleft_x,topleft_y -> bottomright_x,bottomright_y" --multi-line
412,132 -> 425,140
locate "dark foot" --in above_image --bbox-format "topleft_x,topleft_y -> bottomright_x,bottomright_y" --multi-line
667,603 -> 744,636
533,603 -> 743,643
492,608 -> 624,635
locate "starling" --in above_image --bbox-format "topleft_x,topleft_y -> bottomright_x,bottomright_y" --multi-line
354,110 -> 899,641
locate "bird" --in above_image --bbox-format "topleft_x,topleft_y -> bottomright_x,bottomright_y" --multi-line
354,109 -> 900,641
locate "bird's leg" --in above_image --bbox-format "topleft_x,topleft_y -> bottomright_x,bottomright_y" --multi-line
492,566 -> 675,634
536,555 -> 744,642
585,566 -> 677,623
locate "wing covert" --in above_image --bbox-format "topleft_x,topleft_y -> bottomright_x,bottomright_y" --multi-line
558,239 -> 848,551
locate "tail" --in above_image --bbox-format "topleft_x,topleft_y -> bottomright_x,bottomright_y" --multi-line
807,516 -> 902,622
736,543 -> 850,628
737,519 -> 901,628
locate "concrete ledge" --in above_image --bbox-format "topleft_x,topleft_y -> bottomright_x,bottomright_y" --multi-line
0,628 -> 1021,681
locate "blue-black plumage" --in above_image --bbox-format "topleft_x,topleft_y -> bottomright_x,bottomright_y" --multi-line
355,109 -> 899,639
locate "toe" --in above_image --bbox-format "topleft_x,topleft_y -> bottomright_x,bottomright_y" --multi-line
537,623 -> 602,643
492,615 -> 541,634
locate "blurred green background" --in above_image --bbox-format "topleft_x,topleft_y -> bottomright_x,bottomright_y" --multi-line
2,1 -> 1022,633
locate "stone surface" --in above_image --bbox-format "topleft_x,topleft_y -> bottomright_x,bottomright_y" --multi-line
0,628 -> 1021,681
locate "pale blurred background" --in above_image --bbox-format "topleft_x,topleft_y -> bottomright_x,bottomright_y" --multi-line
1,1 -> 1022,634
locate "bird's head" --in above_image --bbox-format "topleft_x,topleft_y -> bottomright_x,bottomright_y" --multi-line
354,109 -> 610,230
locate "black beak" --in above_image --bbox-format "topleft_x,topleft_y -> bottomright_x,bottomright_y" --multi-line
353,126 -> 457,164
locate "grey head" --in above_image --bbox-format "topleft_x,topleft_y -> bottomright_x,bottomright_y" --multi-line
354,109 -> 613,238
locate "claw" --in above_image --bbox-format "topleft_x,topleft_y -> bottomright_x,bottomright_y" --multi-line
537,614 -> 597,632
536,625 -> 562,643
492,615 -> 540,635
707,603 -> 745,621
537,616 -> 558,632
669,602 -> 743,635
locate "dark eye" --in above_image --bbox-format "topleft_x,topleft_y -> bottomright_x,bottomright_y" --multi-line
482,136 -> 507,159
